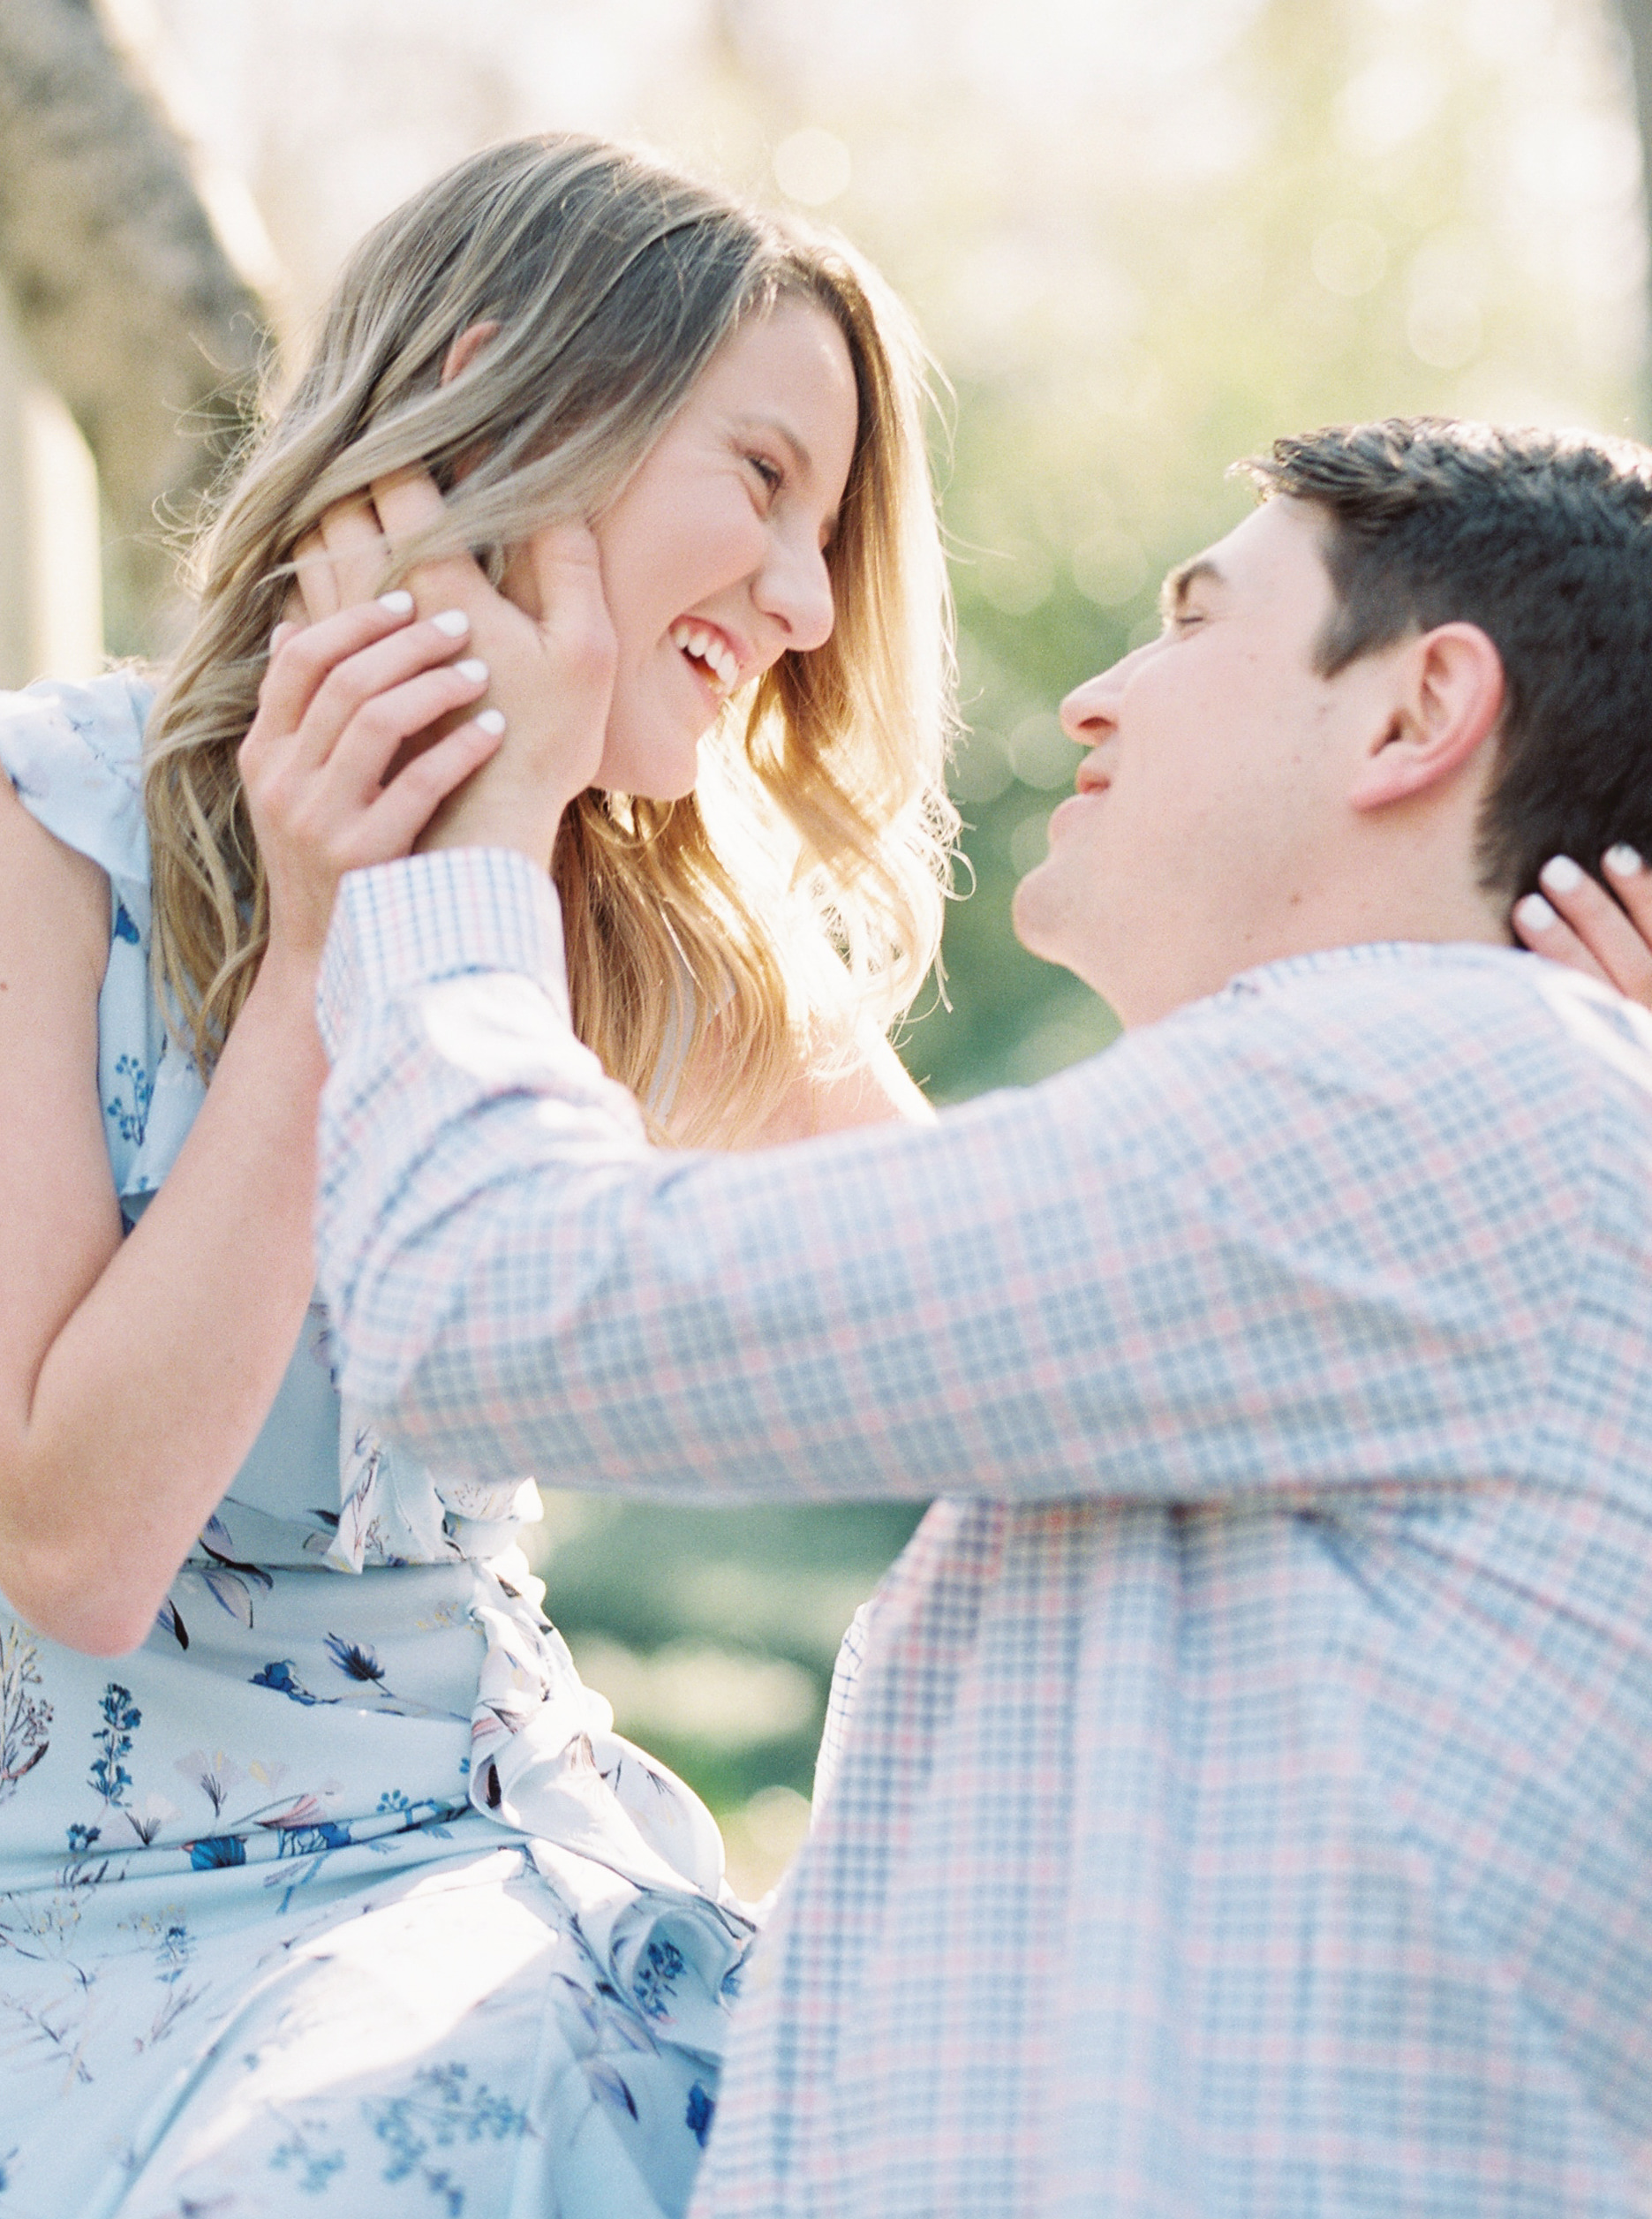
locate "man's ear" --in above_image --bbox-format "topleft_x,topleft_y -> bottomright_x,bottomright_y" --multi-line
1347,622 -> 1505,814
441,320 -> 502,387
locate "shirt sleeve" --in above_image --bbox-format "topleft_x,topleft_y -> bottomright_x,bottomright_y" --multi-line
316,849 -> 1598,1506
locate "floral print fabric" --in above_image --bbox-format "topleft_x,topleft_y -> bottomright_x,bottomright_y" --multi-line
0,678 -> 750,2218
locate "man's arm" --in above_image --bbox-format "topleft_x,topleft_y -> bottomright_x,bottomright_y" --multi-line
317,849 -> 1595,1506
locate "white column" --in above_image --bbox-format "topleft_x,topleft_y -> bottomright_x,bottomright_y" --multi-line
0,287 -> 104,689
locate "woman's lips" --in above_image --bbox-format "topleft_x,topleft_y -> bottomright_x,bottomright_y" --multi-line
668,619 -> 742,694
671,642 -> 728,724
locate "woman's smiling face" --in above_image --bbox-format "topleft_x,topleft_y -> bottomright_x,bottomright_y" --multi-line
587,297 -> 860,797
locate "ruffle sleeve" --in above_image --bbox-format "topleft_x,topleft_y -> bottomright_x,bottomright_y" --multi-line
0,672 -> 205,1216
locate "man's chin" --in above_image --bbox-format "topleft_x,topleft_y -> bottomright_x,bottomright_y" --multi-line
1011,860 -> 1106,991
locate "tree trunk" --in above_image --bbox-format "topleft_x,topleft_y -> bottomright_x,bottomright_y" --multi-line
0,0 -> 273,645
1612,0 -> 1652,434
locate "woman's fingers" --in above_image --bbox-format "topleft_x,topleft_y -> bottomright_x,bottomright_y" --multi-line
257,600 -> 480,774
301,607 -> 474,771
1512,888 -> 1612,984
364,713 -> 507,857
243,581 -> 504,964
1599,844 -> 1652,947
324,654 -> 493,799
1514,854 -> 1652,1011
245,597 -> 418,772
246,667 -> 494,949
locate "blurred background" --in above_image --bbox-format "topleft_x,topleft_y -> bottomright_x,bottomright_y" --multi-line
5,0 -> 1648,1888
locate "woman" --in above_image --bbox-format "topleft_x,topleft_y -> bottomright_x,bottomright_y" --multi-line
0,134 -> 954,2216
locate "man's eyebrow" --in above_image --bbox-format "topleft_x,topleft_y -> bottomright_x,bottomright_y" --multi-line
1158,556 -> 1225,621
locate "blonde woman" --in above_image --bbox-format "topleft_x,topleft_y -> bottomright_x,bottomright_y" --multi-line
0,135 -> 953,2217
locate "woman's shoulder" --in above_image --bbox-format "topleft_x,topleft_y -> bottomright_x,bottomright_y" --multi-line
0,669 -> 157,892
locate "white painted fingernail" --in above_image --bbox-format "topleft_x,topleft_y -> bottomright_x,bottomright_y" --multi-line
1539,855 -> 1583,894
454,658 -> 488,683
475,709 -> 506,736
1516,892 -> 1559,933
377,589 -> 415,616
1605,843 -> 1643,879
431,608 -> 470,637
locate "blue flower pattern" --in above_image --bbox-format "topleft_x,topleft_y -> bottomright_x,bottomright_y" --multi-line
88,1683 -> 140,1809
104,1052 -> 153,1148
685,2081 -> 715,2148
0,677 -> 749,2219
634,1935 -> 686,2021
250,1658 -> 327,1704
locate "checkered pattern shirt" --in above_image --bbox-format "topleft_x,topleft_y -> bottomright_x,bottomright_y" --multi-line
317,847 -> 1652,2217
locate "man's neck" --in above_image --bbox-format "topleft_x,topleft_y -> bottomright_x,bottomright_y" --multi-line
1110,871 -> 1509,1030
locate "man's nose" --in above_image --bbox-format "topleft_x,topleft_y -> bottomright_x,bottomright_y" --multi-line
1059,660 -> 1126,747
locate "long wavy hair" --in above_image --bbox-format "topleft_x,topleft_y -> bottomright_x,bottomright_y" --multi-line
145,133 -> 956,1141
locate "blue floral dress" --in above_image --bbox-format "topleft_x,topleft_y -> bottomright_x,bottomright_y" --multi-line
0,675 -> 751,2219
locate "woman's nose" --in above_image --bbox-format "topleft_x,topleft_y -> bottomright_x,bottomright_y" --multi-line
757,535 -> 835,653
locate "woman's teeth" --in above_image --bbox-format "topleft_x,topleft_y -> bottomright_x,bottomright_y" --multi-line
669,622 -> 739,694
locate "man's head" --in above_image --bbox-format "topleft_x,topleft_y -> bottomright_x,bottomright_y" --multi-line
1014,417 -> 1652,1025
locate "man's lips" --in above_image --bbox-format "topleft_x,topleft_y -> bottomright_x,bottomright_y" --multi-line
1043,763 -> 1110,844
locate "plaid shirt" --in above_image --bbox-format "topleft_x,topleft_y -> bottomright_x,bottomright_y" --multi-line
317,848 -> 1652,2217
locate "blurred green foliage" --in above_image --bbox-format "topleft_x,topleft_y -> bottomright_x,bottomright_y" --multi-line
894,0 -> 1640,1095
537,1497 -> 924,1815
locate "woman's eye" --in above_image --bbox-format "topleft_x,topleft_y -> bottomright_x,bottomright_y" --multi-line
745,453 -> 783,494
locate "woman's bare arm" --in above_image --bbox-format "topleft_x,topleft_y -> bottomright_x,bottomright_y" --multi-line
0,774 -> 325,1654
0,600 -> 502,1655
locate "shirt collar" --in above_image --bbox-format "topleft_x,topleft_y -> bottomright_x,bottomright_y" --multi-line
1215,938 -> 1531,1004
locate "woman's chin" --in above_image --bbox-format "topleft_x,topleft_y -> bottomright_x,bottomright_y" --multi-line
591,741 -> 701,803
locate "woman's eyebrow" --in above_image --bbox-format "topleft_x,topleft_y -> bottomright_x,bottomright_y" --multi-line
737,413 -> 815,478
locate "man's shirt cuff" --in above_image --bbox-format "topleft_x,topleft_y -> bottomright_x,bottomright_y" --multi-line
318,849 -> 570,1060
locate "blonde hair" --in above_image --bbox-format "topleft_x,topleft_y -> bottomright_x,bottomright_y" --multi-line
144,133 -> 956,1141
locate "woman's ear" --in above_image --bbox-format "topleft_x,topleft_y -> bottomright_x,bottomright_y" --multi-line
1348,622 -> 1505,813
441,320 -> 502,387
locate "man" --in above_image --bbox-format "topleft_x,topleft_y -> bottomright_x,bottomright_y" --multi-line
315,420 -> 1652,2214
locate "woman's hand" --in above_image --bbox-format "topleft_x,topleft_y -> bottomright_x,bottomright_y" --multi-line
239,593 -> 504,977
287,471 -> 617,868
1512,849 -> 1652,1013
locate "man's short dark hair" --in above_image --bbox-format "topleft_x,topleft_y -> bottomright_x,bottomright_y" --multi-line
1242,418 -> 1652,902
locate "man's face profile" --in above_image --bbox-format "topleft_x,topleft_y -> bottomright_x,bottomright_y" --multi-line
1013,494 -> 1377,1027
